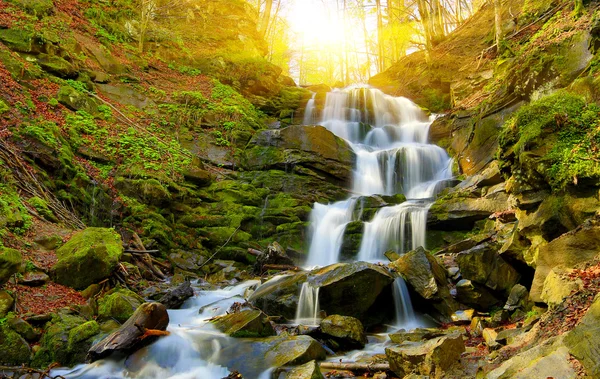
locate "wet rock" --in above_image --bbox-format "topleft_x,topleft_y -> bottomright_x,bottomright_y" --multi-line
158,281 -> 194,309
317,315 -> 367,350
97,288 -> 144,323
531,220 -> 600,302
0,247 -> 22,285
218,335 -> 327,378
211,309 -> 275,338
18,271 -> 50,286
250,262 -> 394,326
0,324 -> 31,365
0,290 -> 14,318
457,160 -> 503,190
485,336 -> 576,379
243,125 -> 356,185
32,313 -> 100,368
456,244 -> 520,296
52,228 -> 123,290
390,247 -> 458,321
564,295 -> 600,377
386,332 -> 465,378
541,267 -> 582,307
285,360 -> 324,379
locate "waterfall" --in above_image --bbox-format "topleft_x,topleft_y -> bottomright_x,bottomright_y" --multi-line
392,277 -> 416,327
302,92 -> 317,125
295,282 -> 320,325
303,87 -> 453,265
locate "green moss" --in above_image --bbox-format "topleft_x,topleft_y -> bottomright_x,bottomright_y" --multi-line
53,228 -> 123,289
27,196 -> 57,222
0,183 -> 33,234
0,28 -> 34,53
499,91 -> 600,190
0,324 -> 31,365
0,100 -> 9,115
97,288 -> 144,322
32,313 -> 96,368
0,247 -> 23,284
6,0 -> 54,17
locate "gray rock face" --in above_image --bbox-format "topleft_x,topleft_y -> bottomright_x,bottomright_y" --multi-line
243,125 -> 355,185
455,244 -> 520,296
531,220 -> 600,302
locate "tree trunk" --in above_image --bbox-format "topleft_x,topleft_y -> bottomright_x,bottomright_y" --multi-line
375,0 -> 385,72
493,0 -> 503,48
258,0 -> 273,38
87,303 -> 170,362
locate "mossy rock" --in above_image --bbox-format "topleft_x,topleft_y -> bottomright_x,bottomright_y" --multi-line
318,315 -> 367,350
37,54 -> 78,78
0,290 -> 15,318
0,324 -> 31,365
6,0 -> 54,17
210,309 -> 275,338
0,28 -> 35,53
31,312 -> 98,368
0,247 -> 22,285
52,228 -> 123,290
97,288 -> 144,323
57,85 -> 100,114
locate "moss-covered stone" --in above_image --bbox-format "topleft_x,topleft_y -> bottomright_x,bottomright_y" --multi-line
0,28 -> 34,53
97,288 -> 144,323
57,85 -> 100,114
52,228 -> 123,290
0,290 -> 14,318
0,324 -> 31,365
7,0 -> 54,17
285,360 -> 325,379
37,54 -> 77,78
0,247 -> 22,285
318,315 -> 367,350
31,312 -> 98,368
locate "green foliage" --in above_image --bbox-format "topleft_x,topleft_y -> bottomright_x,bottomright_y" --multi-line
27,196 -> 56,222
500,91 -> 600,190
0,100 -> 9,115
65,110 -> 107,147
66,79 -> 91,94
20,120 -> 60,149
0,183 -> 32,235
168,63 -> 202,76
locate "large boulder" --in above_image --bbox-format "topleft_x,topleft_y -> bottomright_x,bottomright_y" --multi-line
455,244 -> 520,296
217,335 -> 327,378
97,288 -> 144,323
428,185 -> 510,230
385,332 -> 465,378
541,267 -> 582,307
32,313 -> 100,368
455,279 -> 502,310
531,220 -> 600,302
242,125 -> 355,185
0,290 -> 14,318
52,228 -> 123,290
158,281 -> 194,309
249,262 -> 395,327
317,315 -> 367,350
564,295 -> 600,377
211,309 -> 275,338
390,247 -> 459,320
0,324 -> 31,365
0,247 -> 22,285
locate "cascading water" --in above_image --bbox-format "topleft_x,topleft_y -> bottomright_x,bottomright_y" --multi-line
302,92 -> 317,125
305,86 -> 453,266
294,282 -> 321,325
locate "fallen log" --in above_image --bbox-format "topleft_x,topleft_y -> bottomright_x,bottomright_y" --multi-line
87,302 -> 170,362
125,249 -> 160,255
319,362 -> 390,371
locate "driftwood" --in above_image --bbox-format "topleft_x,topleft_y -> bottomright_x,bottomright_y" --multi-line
319,362 -> 390,371
87,302 -> 170,362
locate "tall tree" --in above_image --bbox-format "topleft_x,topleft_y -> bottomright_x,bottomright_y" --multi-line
259,0 -> 274,38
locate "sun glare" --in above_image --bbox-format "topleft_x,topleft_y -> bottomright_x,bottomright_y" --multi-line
288,0 -> 346,47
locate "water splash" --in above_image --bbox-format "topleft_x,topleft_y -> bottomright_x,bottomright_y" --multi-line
302,92 -> 317,125
392,277 -> 416,328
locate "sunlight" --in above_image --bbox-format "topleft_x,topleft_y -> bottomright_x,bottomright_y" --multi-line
287,0 -> 346,47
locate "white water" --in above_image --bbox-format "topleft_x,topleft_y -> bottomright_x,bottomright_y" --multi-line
294,282 -> 321,326
52,281 -> 261,379
302,92 -> 317,125
305,87 -> 453,267
392,277 -> 417,328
